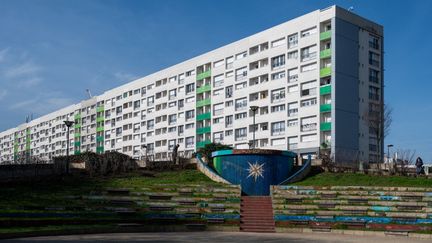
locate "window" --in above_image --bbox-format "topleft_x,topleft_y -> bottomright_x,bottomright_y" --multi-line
271,138 -> 285,146
271,38 -> 286,48
288,102 -> 298,117
369,52 -> 380,67
186,83 -> 195,94
185,110 -> 195,120
178,99 -> 184,109
185,123 -> 194,129
225,86 -> 233,98
225,115 -> 233,127
169,89 -> 177,100
226,71 -> 233,78
147,96 -> 154,106
287,119 -> 298,127
213,103 -> 224,116
301,80 -> 317,97
301,62 -> 317,73
147,120 -> 154,130
288,85 -> 299,93
301,133 -> 317,142
271,71 -> 285,81
226,56 -> 234,69
168,114 -> 177,125
300,98 -> 317,107
288,68 -> 298,83
369,35 -> 380,50
213,88 -> 224,96
235,51 -> 247,60
235,112 -> 247,120
213,117 -> 223,124
185,96 -> 195,103
271,121 -> 285,136
287,51 -> 298,60
213,59 -> 224,68
185,136 -> 194,148
300,45 -> 317,62
271,54 -> 285,69
300,26 -> 317,37
214,132 -> 224,143
225,100 -> 233,107
288,33 -> 298,49
271,88 -> 285,103
235,97 -> 247,111
214,74 -> 224,87
225,130 -> 233,136
235,66 -> 247,81
271,104 -> 285,113
235,128 -> 247,141
300,116 -> 317,132
186,69 -> 195,77
369,69 -> 379,83
235,82 -> 247,90
369,86 -> 380,100
287,136 -> 298,149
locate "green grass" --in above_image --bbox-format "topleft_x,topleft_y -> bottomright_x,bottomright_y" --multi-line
0,169 -> 216,211
293,172 -> 432,187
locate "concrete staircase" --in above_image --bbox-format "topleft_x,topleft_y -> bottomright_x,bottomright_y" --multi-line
240,196 -> 275,233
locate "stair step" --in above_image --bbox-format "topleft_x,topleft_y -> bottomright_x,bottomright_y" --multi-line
240,196 -> 275,233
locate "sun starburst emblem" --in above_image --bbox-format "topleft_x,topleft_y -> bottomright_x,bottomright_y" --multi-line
246,161 -> 265,181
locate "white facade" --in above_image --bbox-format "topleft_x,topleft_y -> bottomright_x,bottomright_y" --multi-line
0,6 -> 384,163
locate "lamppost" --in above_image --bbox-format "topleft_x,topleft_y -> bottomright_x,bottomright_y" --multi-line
387,144 -> 394,162
249,106 -> 259,149
63,120 -> 74,175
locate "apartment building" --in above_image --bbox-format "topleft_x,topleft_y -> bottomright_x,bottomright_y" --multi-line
0,5 -> 384,164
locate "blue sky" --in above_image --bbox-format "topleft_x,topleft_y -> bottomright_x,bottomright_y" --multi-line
0,0 -> 431,161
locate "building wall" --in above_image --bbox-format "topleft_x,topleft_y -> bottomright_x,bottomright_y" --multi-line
0,5 -> 384,164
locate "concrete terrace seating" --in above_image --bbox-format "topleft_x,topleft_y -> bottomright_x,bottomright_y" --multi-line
271,185 -> 432,233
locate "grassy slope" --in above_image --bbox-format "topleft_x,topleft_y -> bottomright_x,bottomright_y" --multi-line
293,172 -> 432,187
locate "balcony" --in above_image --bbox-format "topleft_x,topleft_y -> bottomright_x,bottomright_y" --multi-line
196,69 -> 211,81
74,141 -> 81,147
196,140 -> 211,148
320,49 -> 331,59
96,146 -> 104,154
320,85 -> 331,95
96,126 -> 104,132
96,136 -> 104,142
96,106 -> 104,113
196,84 -> 211,94
196,126 -> 211,135
96,117 -> 104,123
74,133 -> 81,138
320,67 -> 331,78
74,113 -> 81,120
320,30 -> 331,41
320,104 -> 331,113
74,123 -> 81,129
196,98 -> 211,108
320,122 -> 331,131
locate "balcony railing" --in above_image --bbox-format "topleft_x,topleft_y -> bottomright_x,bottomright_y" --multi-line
196,69 -> 211,81
196,112 -> 211,121
320,103 -> 331,113
196,98 -> 211,108
320,67 -> 331,78
196,84 -> 211,94
196,140 -> 211,148
320,122 -> 331,131
196,126 -> 211,135
320,85 -> 331,95
320,30 -> 331,41
320,48 -> 331,59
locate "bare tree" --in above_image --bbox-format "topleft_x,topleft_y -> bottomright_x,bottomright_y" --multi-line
364,104 -> 393,164
395,148 -> 416,175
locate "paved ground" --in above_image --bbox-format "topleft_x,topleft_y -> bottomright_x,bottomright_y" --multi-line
3,232 -> 430,243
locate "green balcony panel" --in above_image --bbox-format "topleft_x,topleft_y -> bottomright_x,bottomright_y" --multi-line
320,30 -> 331,41
96,117 -> 104,123
320,67 -> 331,78
96,136 -> 104,142
74,141 -> 81,147
74,113 -> 81,120
74,133 -> 81,138
196,84 -> 211,94
320,104 -> 331,113
74,150 -> 81,155
320,85 -> 331,95
196,126 -> 211,135
320,122 -> 331,131
74,123 -> 81,129
96,126 -> 104,132
196,140 -> 211,148
196,69 -> 211,81
96,106 -> 104,113
196,112 -> 211,121
320,49 -> 331,59
96,146 -> 104,154
196,98 -> 211,108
